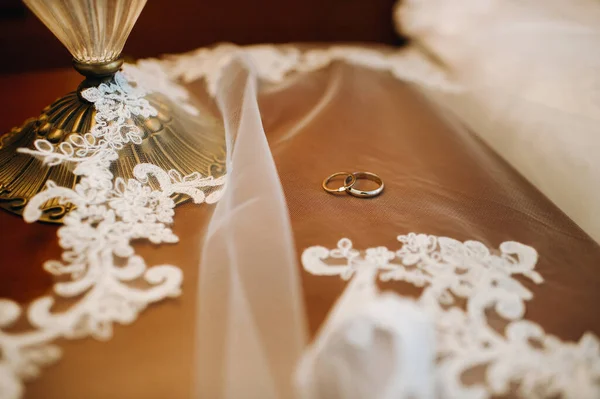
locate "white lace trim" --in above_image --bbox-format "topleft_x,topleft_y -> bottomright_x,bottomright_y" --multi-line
162,44 -> 463,97
0,70 -> 224,399
302,234 -> 600,398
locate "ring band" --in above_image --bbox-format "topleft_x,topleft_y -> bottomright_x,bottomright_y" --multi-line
347,171 -> 384,198
322,172 -> 357,194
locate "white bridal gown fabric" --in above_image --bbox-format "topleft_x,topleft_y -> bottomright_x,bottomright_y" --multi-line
397,0 -> 600,242
195,59 -> 308,399
295,268 -> 436,399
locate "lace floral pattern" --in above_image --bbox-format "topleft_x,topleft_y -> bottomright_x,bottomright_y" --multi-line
302,234 -> 600,398
164,44 -> 463,96
0,69 -> 224,399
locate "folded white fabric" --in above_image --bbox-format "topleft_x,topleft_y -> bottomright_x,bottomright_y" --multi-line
396,0 -> 600,241
295,269 -> 436,399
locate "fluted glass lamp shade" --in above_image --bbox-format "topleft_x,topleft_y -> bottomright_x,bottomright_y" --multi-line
23,0 -> 147,63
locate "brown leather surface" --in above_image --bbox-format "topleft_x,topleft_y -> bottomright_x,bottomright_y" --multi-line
1,62 -> 599,398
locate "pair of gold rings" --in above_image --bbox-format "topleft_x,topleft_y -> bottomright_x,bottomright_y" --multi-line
322,171 -> 384,198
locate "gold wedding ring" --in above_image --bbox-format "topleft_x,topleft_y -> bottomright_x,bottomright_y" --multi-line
322,171 -> 384,198
322,172 -> 357,194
